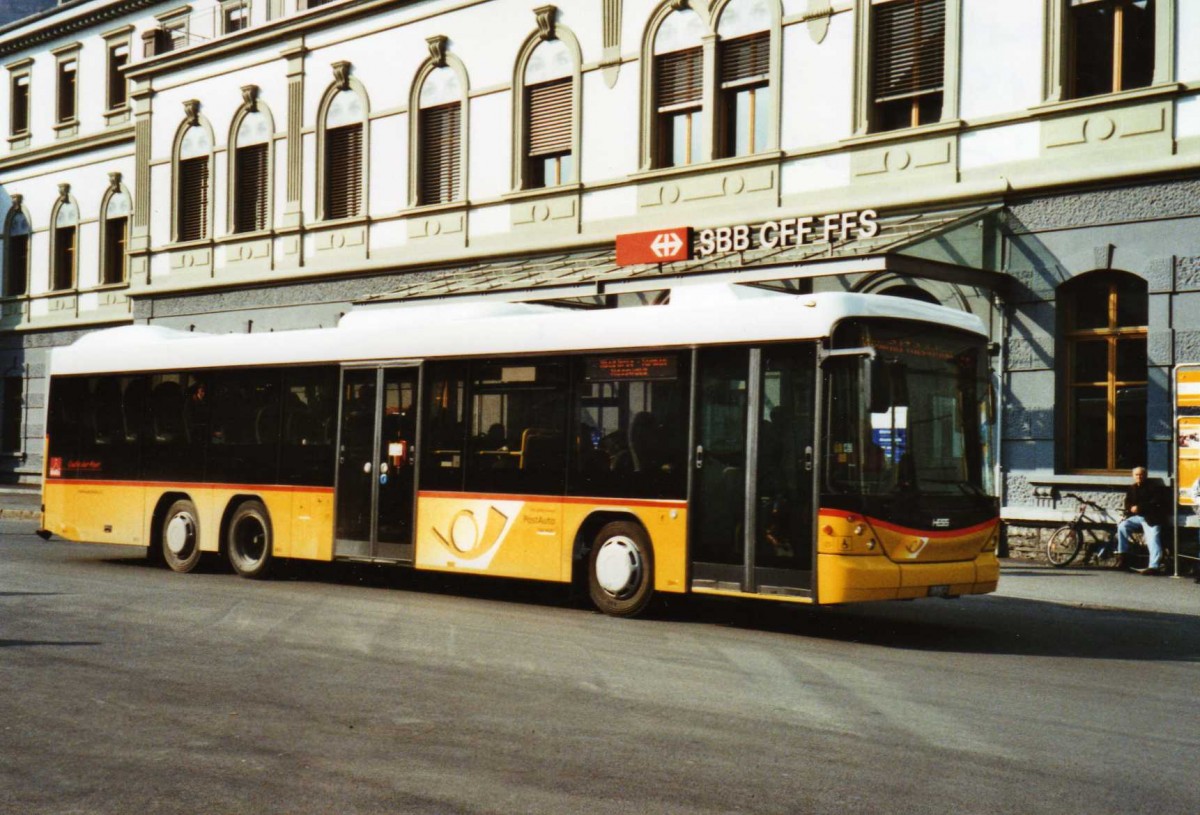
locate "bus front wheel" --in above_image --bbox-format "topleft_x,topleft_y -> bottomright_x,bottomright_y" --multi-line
161,499 -> 202,573
588,521 -> 654,617
227,500 -> 273,579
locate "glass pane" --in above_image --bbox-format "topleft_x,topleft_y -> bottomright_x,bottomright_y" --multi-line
1114,385 -> 1147,470
1071,386 -> 1109,469
670,113 -> 688,166
1114,275 -> 1148,327
693,348 -> 748,566
1121,0 -> 1155,90
1067,281 -> 1110,329
690,110 -> 703,164
753,85 -> 770,153
1072,4 -> 1115,98
734,90 -> 751,156
1071,339 -> 1109,384
756,344 -> 815,571
1115,337 -> 1147,382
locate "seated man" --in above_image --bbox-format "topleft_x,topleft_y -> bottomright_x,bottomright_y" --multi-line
1116,466 -> 1168,574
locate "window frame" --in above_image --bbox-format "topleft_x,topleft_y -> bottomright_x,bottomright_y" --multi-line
100,182 -> 132,287
172,116 -> 215,244
512,21 -> 582,192
717,30 -> 771,158
222,0 -> 250,34
1060,271 -> 1148,473
2,203 -> 31,298
228,100 -> 275,234
7,60 -> 32,143
50,195 -> 79,293
1045,0 -> 1171,103
54,51 -> 79,126
854,0 -> 961,135
316,69 -> 369,223
408,48 -> 470,209
106,40 -> 131,112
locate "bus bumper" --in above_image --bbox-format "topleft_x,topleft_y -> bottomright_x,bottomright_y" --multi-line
816,552 -> 1000,604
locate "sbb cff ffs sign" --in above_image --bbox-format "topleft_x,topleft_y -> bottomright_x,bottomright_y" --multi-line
615,227 -> 692,266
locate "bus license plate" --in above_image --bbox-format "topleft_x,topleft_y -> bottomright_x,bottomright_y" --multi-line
928,584 -> 951,598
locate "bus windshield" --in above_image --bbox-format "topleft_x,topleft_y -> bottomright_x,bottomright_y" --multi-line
826,319 -> 994,499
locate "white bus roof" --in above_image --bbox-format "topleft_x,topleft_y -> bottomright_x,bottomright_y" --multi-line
50,284 -> 987,376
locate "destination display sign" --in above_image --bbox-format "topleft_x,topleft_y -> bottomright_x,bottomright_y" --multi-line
584,354 -> 679,382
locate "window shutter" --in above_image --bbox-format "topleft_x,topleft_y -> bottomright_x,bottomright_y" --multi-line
177,156 -> 209,242
720,32 -> 769,85
235,142 -> 269,232
527,78 -> 572,158
325,123 -> 363,220
656,47 -> 703,109
872,0 -> 945,102
419,102 -> 461,206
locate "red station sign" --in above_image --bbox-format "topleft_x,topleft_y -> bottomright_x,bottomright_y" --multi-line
615,227 -> 692,266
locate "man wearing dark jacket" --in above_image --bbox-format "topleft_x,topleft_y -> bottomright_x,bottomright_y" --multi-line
1117,466 -> 1167,574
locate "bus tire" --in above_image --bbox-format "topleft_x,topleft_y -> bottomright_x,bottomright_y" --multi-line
227,500 -> 273,579
588,521 -> 654,617
161,499 -> 202,573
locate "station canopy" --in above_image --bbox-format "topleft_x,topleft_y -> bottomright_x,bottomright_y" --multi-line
361,203 -> 1007,308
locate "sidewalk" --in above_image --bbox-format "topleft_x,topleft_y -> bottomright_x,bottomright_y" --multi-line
0,484 -> 40,520
997,558 -> 1199,617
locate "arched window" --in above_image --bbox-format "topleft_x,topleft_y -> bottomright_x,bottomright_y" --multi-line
1060,271 -> 1147,471
416,66 -> 463,205
176,122 -> 212,242
231,107 -> 272,233
652,8 -> 706,168
3,203 -> 30,298
322,87 -> 365,221
520,37 -> 576,189
51,195 -> 79,292
101,183 -> 132,285
716,0 -> 773,157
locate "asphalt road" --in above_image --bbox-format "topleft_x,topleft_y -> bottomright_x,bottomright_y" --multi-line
2,519 -> 1198,815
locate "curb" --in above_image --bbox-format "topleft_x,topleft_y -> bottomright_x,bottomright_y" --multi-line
0,508 -> 40,520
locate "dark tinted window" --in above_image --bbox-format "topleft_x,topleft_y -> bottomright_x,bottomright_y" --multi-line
569,353 -> 689,500
465,361 -> 568,495
207,369 -> 282,484
280,366 -> 338,486
421,362 -> 468,491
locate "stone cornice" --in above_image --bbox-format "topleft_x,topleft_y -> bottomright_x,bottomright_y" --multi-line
0,0 -> 160,59
0,125 -> 133,173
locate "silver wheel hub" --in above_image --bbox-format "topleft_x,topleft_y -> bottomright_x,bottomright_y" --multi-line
166,514 -> 195,555
595,536 -> 641,596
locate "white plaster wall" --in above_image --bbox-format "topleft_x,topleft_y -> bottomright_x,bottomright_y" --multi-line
781,10 -> 854,150
470,204 -> 511,236
149,163 -> 172,248
559,0 -> 602,65
1179,0 -> 1200,84
370,113 -> 408,215
212,150 -> 229,236
28,232 -> 48,295
781,153 -> 851,195
581,186 -> 637,223
274,139 -> 289,227
76,222 -> 99,289
580,68 -> 639,183
959,0 -> 1043,120
301,131 -> 317,223
468,93 -> 511,200
960,122 -> 1040,171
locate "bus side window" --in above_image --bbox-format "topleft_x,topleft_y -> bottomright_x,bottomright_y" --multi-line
280,366 -> 338,487
46,376 -> 87,476
421,362 -> 467,491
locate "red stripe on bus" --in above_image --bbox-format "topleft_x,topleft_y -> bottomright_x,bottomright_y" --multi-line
418,490 -> 687,509
820,507 -> 997,538
44,478 -> 334,495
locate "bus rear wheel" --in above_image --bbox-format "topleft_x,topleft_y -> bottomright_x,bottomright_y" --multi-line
161,499 -> 202,573
227,500 -> 273,579
588,521 -> 654,617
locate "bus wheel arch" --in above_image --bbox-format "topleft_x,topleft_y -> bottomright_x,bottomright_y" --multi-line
223,497 -> 274,579
156,494 -> 202,573
584,518 -> 655,618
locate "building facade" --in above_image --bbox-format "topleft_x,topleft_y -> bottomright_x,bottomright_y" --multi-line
1,0 -> 1198,555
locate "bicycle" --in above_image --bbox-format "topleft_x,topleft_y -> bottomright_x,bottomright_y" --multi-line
1045,493 -> 1120,568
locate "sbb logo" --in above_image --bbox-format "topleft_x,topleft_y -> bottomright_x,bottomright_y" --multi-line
616,227 -> 691,266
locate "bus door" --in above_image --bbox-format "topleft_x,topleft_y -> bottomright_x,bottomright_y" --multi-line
334,364 -> 420,562
690,344 -> 816,596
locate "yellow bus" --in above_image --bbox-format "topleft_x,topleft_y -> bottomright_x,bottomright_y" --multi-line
40,284 -> 999,616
